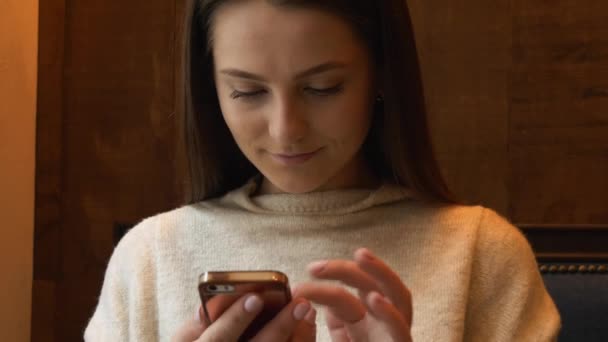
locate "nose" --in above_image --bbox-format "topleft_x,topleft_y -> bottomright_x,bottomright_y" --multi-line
267,96 -> 308,145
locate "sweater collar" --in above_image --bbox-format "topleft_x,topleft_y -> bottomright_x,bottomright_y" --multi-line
219,175 -> 415,215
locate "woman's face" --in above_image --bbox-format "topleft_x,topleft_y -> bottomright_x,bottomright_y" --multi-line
212,0 -> 377,194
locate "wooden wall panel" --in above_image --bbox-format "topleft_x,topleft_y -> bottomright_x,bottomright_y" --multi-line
34,0 -> 183,340
32,0 -> 65,340
509,0 -> 608,223
409,0 -> 511,214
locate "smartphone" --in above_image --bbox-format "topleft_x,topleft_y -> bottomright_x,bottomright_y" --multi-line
198,270 -> 292,341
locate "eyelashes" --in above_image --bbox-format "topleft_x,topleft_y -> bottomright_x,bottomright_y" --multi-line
305,84 -> 344,96
229,84 -> 344,100
230,89 -> 265,99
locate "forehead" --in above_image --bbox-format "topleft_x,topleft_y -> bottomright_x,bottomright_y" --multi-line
210,0 -> 366,71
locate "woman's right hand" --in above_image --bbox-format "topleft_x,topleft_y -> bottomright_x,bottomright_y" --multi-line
171,293 -> 317,342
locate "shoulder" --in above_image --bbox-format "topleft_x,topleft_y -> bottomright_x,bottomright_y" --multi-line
424,204 -> 524,241
114,202 -> 219,255
460,207 -> 540,279
439,205 -> 533,261
118,196 -> 250,253
474,207 -> 533,259
401,202 -> 489,235
413,204 -> 531,257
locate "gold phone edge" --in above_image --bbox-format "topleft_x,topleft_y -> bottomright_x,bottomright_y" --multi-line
198,270 -> 289,285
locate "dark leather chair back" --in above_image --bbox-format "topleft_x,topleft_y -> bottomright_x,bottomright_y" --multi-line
540,262 -> 608,342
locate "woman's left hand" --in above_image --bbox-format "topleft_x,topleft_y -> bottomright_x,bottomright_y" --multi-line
294,248 -> 412,342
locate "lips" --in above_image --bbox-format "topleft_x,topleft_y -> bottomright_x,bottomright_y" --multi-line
276,151 -> 315,158
269,148 -> 322,166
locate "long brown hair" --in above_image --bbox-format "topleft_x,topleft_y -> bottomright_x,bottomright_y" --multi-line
182,0 -> 458,203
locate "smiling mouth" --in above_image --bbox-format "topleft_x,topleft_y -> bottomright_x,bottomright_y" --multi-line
269,148 -> 322,166
276,151 -> 316,158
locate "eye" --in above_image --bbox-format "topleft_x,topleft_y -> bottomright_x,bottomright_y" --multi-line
230,89 -> 266,100
305,84 -> 344,96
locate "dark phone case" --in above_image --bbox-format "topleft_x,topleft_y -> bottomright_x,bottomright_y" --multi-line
199,271 -> 292,341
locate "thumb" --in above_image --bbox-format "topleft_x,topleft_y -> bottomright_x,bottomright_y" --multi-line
171,306 -> 207,342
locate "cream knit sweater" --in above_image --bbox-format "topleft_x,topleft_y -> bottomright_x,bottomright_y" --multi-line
85,178 -> 560,341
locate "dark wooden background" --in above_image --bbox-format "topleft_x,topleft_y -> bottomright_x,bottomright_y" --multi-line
33,0 -> 608,340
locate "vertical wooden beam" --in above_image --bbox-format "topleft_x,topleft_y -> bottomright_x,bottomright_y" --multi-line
33,0 -> 66,340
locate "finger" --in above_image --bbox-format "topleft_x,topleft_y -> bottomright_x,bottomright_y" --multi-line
200,294 -> 263,341
324,309 -> 350,342
250,298 -> 314,342
366,291 -> 412,342
325,309 -> 369,342
294,283 -> 366,323
354,248 -> 413,322
171,306 -> 206,342
201,293 -> 239,325
290,307 -> 318,342
291,284 -> 300,297
307,260 -> 381,295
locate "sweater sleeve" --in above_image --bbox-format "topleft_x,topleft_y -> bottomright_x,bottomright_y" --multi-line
84,217 -> 160,341
463,208 -> 561,341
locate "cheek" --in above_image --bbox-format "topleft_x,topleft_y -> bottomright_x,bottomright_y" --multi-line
320,96 -> 373,142
219,103 -> 265,146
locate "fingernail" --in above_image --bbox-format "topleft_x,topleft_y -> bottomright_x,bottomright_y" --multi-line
369,291 -> 386,305
293,301 -> 311,320
307,260 -> 328,274
305,308 -> 317,324
359,248 -> 376,260
244,295 -> 263,313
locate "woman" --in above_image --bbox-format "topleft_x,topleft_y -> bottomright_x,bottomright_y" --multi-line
85,0 -> 561,341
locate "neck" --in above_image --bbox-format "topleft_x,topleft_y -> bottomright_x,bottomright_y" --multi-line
258,156 -> 380,195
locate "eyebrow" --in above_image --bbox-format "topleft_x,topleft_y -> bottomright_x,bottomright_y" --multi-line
219,61 -> 347,82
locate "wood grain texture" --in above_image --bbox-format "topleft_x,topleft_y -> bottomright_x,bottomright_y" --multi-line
520,224 -> 608,261
409,0 -> 512,214
32,0 -> 65,340
509,0 -> 608,223
34,0 -> 183,340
